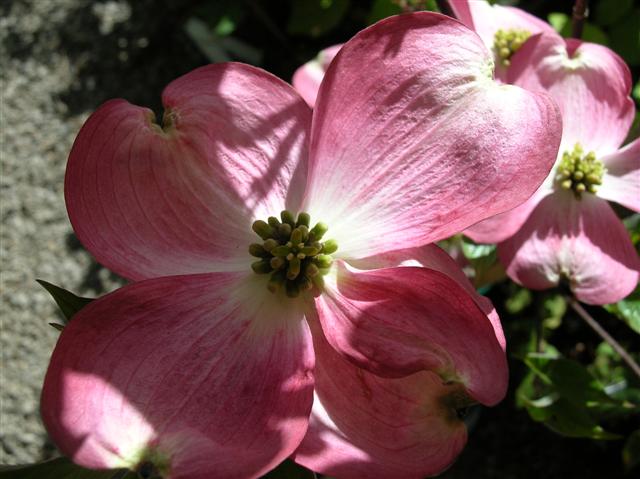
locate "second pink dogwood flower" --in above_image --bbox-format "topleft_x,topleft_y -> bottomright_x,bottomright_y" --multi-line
467,32 -> 640,305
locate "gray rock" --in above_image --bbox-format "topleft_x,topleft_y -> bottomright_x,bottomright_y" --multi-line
1,0 -> 203,465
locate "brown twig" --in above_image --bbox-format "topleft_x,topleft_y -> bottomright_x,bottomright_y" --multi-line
571,0 -> 588,39
566,296 -> 640,380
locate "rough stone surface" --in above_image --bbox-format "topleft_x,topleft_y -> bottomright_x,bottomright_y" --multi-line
1,0 -> 203,465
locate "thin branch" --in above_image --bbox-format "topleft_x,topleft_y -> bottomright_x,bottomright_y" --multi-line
571,0 -> 588,39
566,296 -> 640,380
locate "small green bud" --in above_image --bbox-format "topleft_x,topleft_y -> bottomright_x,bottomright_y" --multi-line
268,216 -> 281,229
310,222 -> 329,241
281,210 -> 296,226
278,223 -> 292,239
271,245 -> 291,257
252,220 -> 274,240
296,212 -> 311,227
251,260 -> 272,274
315,254 -> 333,269
290,227 -> 303,245
249,243 -> 268,258
263,239 -> 278,252
287,257 -> 301,280
300,245 -> 321,256
305,263 -> 319,278
270,257 -> 285,270
322,239 -> 338,255
586,173 -> 601,184
298,225 -> 309,241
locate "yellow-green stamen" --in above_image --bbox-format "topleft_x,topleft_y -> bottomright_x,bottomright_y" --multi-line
493,28 -> 531,67
555,143 -> 605,199
250,210 -> 337,298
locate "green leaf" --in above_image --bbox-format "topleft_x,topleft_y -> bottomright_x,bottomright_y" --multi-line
610,8 -> 640,65
524,397 -> 621,440
548,12 -> 609,45
548,12 -> 569,33
605,285 -> 640,335
287,0 -> 350,37
367,0 -> 402,24
261,459 -> 316,478
519,354 -> 624,439
0,458 -> 132,479
579,23 -> 609,45
623,429 -> 640,471
215,15 -> 236,36
542,294 -> 566,329
461,238 -> 495,260
545,358 -> 611,405
505,287 -> 532,315
594,0 -> 633,26
37,280 -> 93,323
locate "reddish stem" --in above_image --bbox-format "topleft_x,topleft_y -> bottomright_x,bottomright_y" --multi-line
567,296 -> 640,380
571,0 -> 588,39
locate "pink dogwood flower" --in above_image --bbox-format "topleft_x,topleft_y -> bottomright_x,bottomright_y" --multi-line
292,44 -> 342,107
41,13 -> 562,479
467,31 -> 640,305
449,0 -> 555,81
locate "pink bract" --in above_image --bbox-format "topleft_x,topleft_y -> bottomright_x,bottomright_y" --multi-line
42,12 -> 562,479
292,44 -> 342,107
467,32 -> 640,305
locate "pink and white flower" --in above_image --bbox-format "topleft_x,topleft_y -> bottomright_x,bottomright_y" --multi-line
292,44 -> 342,107
41,13 -> 561,479
449,0 -> 555,81
467,32 -> 640,305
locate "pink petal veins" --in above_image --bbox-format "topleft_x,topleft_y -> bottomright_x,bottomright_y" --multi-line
347,243 -> 506,351
304,12 -> 561,259
508,34 -> 635,155
499,192 -> 640,305
293,317 -> 468,479
598,138 -> 640,213
466,187 -> 552,244
292,44 -> 343,108
449,0 -> 554,51
315,260 -> 508,406
66,63 -> 311,280
41,273 -> 314,479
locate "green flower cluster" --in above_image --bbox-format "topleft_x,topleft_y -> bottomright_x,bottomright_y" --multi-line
494,28 -> 532,66
555,143 -> 605,198
250,210 -> 337,297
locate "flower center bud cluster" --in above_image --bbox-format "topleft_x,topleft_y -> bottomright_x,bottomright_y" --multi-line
250,210 -> 337,298
555,143 -> 605,199
493,28 -> 531,67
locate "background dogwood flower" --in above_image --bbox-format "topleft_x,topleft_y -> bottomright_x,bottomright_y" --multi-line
41,13 -> 561,479
292,44 -> 342,107
466,32 -> 640,305
449,0 -> 555,81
